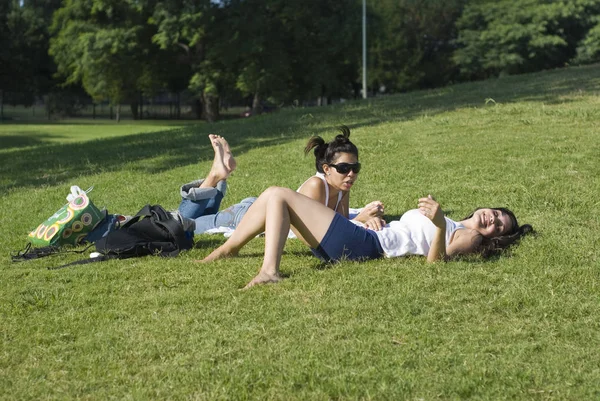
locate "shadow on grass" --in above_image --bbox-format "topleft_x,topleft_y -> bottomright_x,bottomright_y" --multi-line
0,134 -> 65,150
2,64 -> 599,194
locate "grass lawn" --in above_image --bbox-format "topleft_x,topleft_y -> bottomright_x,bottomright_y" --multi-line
1,64 -> 600,400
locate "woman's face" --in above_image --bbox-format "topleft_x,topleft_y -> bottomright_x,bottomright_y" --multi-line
323,152 -> 360,192
471,208 -> 514,238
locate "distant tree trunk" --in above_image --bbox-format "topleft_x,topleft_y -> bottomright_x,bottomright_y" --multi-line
194,98 -> 203,119
130,100 -> 139,120
352,82 -> 361,99
202,91 -> 219,122
318,84 -> 327,106
139,94 -> 143,120
0,89 -> 3,121
116,104 -> 121,122
251,92 -> 261,115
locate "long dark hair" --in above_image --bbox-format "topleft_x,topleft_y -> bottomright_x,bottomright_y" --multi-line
304,125 -> 359,173
463,207 -> 534,258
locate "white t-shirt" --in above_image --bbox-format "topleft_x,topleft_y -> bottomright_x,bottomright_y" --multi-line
374,209 -> 464,257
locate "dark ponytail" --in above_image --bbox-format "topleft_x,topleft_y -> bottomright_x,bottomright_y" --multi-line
304,125 -> 359,173
304,136 -> 328,173
480,223 -> 534,258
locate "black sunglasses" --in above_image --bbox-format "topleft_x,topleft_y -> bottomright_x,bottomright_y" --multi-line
328,162 -> 361,174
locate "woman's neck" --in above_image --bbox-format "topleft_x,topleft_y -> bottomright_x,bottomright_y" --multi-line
458,217 -> 477,231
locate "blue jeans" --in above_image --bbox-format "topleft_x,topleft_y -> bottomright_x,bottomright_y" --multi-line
178,179 -> 256,234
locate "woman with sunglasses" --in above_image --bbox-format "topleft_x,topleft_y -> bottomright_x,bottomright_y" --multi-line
178,127 -> 383,235
297,125 -> 383,227
200,189 -> 533,288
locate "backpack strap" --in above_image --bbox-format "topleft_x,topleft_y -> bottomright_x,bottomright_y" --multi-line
11,242 -> 94,262
47,255 -> 108,270
154,216 -> 192,255
121,204 -> 153,228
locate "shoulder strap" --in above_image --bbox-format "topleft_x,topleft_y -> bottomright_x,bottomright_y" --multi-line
154,216 -> 193,252
11,243 -> 94,262
121,204 -> 153,228
319,173 -> 343,211
315,173 -> 330,206
335,191 -> 343,211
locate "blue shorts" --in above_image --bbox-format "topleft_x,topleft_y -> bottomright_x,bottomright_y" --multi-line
311,213 -> 384,262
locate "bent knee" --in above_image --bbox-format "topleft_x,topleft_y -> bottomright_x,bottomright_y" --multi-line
264,186 -> 294,197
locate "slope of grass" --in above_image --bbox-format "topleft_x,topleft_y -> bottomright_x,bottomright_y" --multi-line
1,65 -> 600,400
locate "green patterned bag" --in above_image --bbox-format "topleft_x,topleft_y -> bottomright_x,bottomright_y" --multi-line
28,186 -> 106,247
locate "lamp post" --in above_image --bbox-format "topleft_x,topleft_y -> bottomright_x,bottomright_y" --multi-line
362,0 -> 367,99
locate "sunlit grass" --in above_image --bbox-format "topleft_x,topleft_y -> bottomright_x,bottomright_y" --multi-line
1,64 -> 600,400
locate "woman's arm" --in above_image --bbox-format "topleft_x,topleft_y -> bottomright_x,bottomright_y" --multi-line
336,191 -> 351,218
418,195 -> 447,262
446,229 -> 483,258
419,196 -> 485,261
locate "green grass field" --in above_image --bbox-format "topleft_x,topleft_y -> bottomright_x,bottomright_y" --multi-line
1,64 -> 600,400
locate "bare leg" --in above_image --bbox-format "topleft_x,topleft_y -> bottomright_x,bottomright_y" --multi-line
200,187 -> 337,287
199,135 -> 234,189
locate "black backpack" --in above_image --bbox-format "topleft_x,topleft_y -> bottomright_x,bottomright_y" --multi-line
94,204 -> 194,259
22,204 -> 195,269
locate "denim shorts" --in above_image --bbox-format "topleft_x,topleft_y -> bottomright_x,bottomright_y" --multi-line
311,213 -> 384,262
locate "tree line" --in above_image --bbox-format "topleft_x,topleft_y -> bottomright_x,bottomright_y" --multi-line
2,0 -> 600,122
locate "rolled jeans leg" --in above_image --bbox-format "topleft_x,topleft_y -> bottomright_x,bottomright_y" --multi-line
178,179 -> 227,220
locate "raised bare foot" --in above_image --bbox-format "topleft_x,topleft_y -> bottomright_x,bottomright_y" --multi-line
218,136 -> 237,172
243,271 -> 283,289
199,135 -> 230,188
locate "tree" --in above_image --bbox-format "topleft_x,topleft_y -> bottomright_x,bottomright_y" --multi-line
574,15 -> 600,63
150,0 -> 227,121
0,0 -> 62,119
369,0 -> 466,93
222,0 -> 362,110
285,0 -> 363,104
50,0 -> 164,121
453,0 -> 600,79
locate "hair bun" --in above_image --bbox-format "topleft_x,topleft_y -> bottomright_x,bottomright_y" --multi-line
336,125 -> 351,141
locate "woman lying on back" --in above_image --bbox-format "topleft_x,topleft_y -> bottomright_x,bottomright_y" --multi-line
200,187 -> 533,288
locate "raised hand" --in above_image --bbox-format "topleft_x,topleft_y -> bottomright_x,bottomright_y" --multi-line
417,195 -> 446,229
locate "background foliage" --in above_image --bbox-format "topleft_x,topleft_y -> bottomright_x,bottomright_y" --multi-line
3,0 -> 600,122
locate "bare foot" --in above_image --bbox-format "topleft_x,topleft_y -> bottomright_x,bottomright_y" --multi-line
218,136 -> 237,172
199,135 -> 230,188
243,271 -> 283,289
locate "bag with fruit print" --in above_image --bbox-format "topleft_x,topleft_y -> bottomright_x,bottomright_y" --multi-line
27,185 -> 106,248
